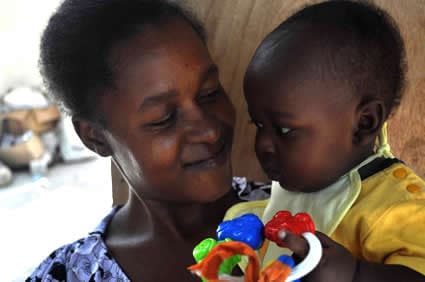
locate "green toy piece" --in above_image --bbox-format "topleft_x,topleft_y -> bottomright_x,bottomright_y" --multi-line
193,237 -> 241,281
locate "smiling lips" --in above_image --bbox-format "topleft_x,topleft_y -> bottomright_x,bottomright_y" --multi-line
183,141 -> 229,170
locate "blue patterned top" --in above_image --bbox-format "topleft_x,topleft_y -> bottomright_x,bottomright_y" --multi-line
26,177 -> 270,281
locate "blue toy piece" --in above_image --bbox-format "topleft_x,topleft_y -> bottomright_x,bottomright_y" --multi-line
277,255 -> 296,268
216,213 -> 264,250
277,255 -> 301,282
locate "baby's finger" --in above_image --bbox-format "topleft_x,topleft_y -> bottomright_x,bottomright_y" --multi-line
315,231 -> 336,248
278,230 -> 309,258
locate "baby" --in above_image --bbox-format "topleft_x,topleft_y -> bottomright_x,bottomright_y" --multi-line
227,1 -> 425,281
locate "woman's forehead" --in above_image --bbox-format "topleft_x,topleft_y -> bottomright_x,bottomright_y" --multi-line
111,19 -> 209,68
99,18 -> 217,118
104,19 -> 213,98
108,19 -> 212,89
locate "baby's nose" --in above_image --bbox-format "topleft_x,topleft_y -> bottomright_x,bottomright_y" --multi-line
255,130 -> 276,155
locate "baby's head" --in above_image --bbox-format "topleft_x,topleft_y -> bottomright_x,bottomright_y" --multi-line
244,0 -> 406,192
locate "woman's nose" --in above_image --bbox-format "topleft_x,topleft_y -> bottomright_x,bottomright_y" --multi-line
184,112 -> 221,144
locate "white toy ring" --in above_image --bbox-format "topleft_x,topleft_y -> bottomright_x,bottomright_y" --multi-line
216,232 -> 322,282
286,232 -> 322,281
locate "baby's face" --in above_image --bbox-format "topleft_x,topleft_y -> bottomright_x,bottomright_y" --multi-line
244,65 -> 362,192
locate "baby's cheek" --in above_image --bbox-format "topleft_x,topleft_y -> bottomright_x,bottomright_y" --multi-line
287,157 -> 323,188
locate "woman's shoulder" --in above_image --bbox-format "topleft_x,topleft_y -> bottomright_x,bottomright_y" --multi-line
26,207 -> 129,282
232,176 -> 271,201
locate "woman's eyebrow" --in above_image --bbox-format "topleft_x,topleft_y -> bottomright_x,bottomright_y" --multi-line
138,90 -> 178,112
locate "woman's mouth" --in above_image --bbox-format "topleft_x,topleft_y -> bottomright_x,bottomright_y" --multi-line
183,142 -> 229,170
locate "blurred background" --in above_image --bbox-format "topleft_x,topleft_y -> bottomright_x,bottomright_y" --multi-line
0,1 -> 112,280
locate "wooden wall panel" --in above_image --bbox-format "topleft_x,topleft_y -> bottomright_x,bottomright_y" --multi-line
112,0 -> 425,205
376,0 -> 425,178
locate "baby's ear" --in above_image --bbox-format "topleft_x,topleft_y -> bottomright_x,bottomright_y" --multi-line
72,117 -> 112,157
353,99 -> 386,145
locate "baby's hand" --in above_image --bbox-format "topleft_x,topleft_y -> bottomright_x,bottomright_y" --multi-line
279,231 -> 358,282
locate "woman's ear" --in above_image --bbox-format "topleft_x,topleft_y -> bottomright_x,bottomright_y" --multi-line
72,117 -> 112,157
353,99 -> 386,146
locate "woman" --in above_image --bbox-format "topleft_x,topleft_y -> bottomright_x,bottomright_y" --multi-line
28,0 -> 269,281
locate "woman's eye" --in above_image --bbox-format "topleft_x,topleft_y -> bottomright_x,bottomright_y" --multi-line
147,111 -> 176,128
197,87 -> 222,102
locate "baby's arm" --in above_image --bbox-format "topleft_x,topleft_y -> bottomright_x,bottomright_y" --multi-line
353,261 -> 424,282
280,231 -> 425,282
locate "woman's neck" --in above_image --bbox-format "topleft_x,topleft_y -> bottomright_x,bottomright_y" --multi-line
144,189 -> 240,240
111,188 -> 240,244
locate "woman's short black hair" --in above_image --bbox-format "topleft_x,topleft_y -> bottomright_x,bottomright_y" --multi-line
258,0 -> 407,117
40,0 -> 205,124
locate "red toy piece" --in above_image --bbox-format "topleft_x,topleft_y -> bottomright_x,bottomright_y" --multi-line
264,211 -> 316,247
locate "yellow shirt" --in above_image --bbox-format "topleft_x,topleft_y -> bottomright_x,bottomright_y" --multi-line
224,162 -> 425,275
331,162 -> 425,275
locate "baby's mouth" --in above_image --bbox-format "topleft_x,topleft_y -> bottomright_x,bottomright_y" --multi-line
263,167 -> 281,181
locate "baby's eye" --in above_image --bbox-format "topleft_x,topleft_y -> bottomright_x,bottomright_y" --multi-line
249,119 -> 263,129
277,127 -> 292,136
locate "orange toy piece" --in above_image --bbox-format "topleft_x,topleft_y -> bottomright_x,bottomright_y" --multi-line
188,241 -> 260,282
258,260 -> 291,282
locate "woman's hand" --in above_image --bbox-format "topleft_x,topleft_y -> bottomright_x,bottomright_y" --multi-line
279,231 -> 357,282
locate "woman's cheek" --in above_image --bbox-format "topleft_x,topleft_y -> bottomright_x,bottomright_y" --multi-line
150,135 -> 180,168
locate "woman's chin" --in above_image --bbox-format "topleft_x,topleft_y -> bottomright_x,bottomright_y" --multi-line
197,186 -> 233,203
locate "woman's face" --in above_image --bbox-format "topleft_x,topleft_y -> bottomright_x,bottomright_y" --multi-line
100,18 -> 235,203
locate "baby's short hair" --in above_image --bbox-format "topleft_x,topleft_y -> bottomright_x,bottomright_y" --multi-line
255,0 -> 406,117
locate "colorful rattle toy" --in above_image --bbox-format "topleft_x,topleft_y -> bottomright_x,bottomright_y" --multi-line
188,211 -> 322,282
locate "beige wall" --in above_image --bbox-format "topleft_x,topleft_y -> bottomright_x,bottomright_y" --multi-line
112,0 -> 425,205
